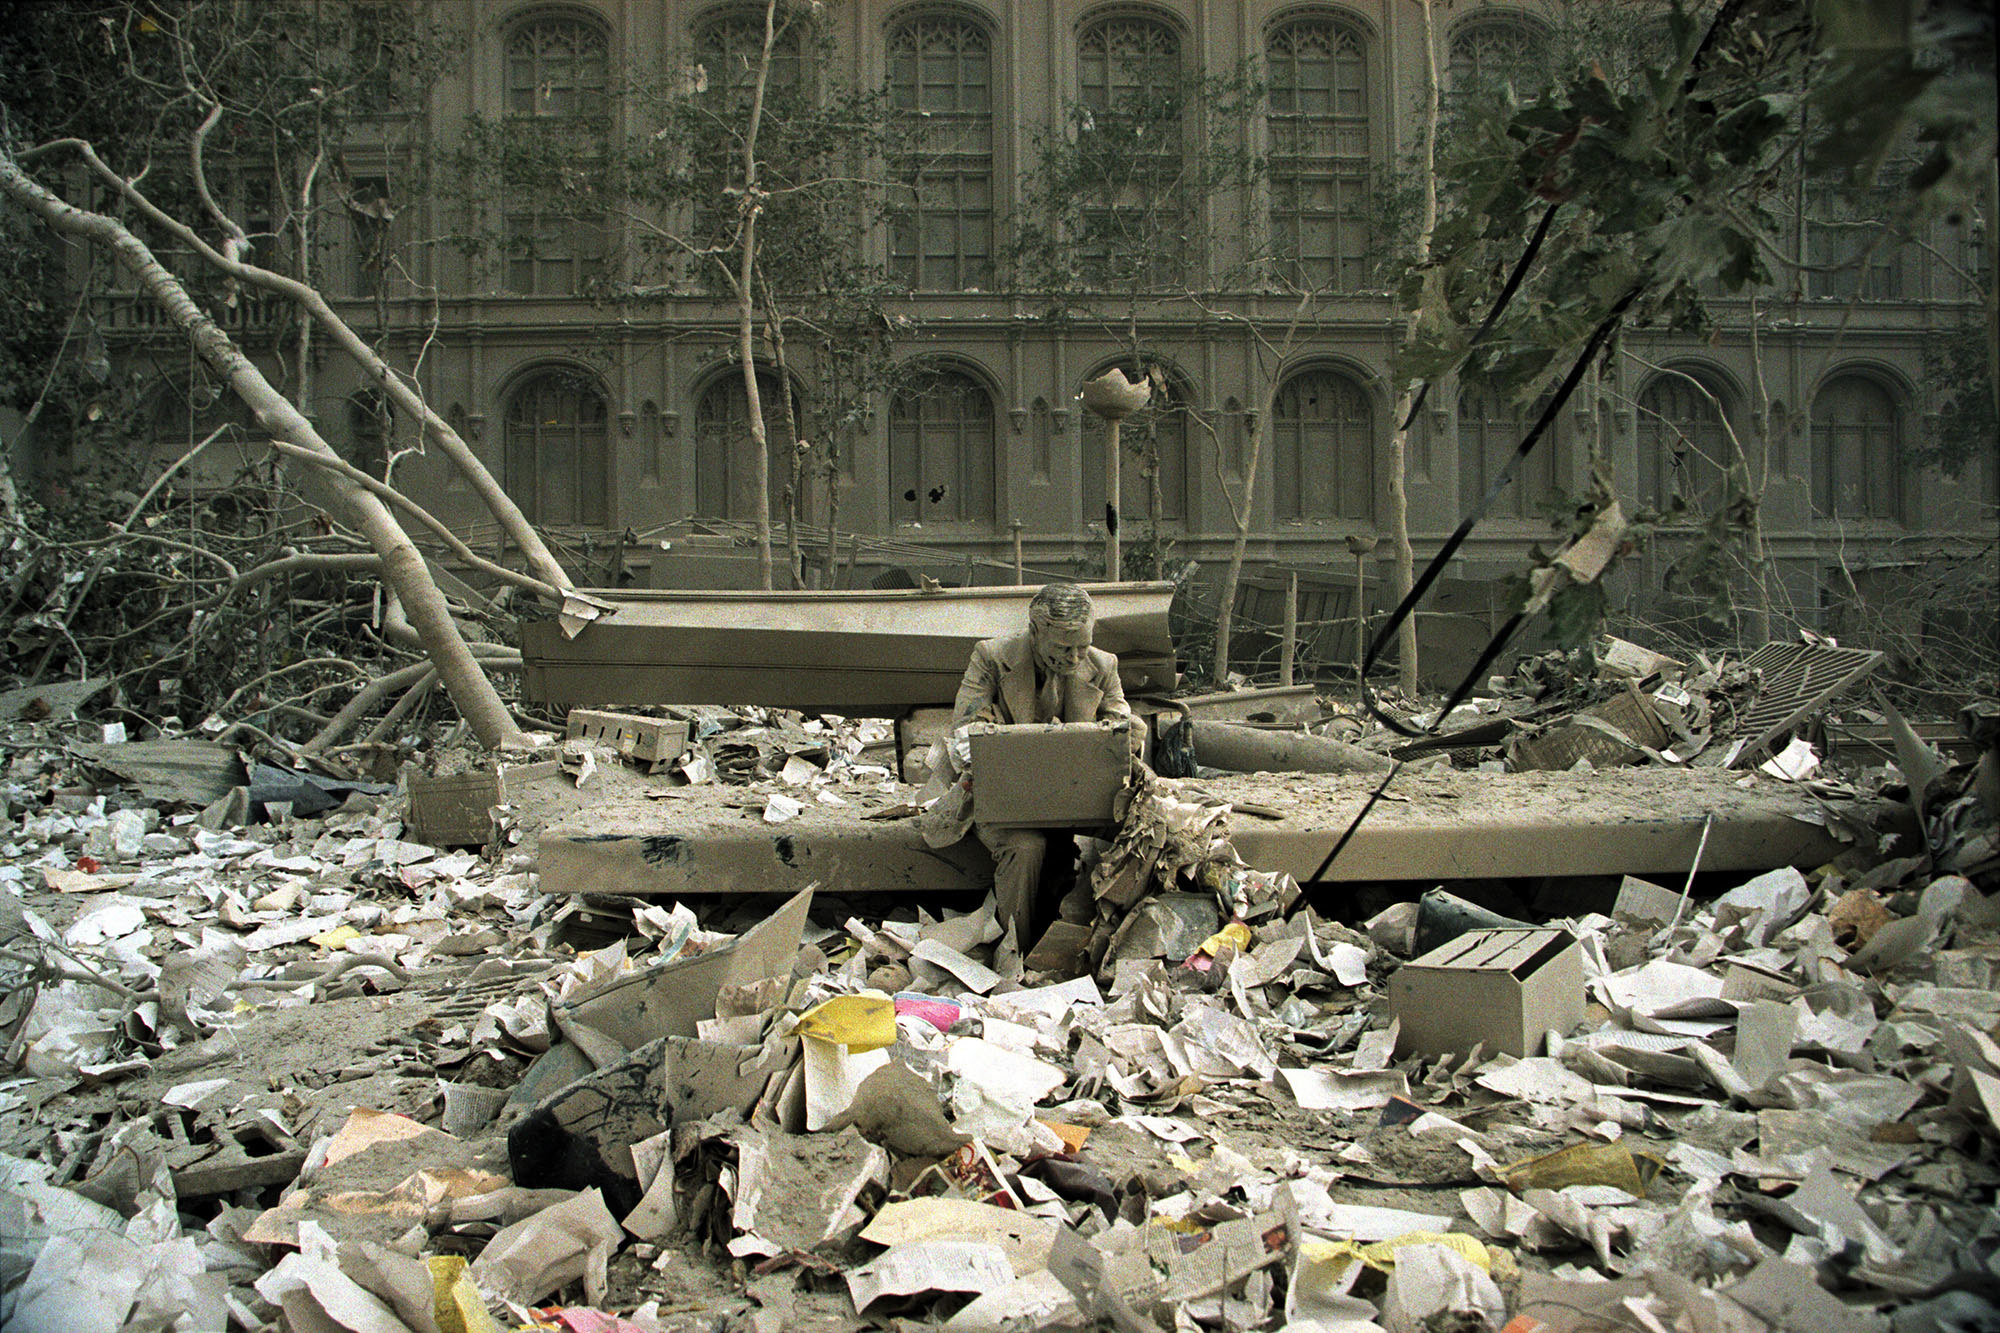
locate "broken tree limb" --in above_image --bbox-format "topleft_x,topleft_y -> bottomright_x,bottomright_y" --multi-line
363,668 -> 439,745
0,148 -> 529,751
30,425 -> 234,679
379,589 -> 520,663
1188,720 -> 1392,776
304,660 -> 434,755
31,137 -> 574,596
266,441 -> 562,600
221,551 -> 383,601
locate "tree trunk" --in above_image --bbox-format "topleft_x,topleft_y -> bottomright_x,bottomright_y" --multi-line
1212,411 -> 1264,683
1388,0 -> 1441,696
1188,719 -> 1391,775
1214,286 -> 1317,683
0,150 -> 531,751
737,1 -> 781,590
761,288 -> 807,589
824,444 -> 843,588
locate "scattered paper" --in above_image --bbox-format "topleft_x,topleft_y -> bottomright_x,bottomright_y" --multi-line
847,1240 -> 1014,1310
1280,1068 -> 1409,1112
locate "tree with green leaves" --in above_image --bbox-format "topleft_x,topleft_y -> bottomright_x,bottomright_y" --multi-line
1379,0 -> 1993,710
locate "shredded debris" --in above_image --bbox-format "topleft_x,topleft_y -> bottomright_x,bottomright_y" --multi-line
1,646 -> 1995,1333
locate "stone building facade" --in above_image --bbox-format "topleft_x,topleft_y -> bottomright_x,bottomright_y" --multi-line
133,2 -> 2000,657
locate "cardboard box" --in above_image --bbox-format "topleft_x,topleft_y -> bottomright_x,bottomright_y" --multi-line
407,760 -> 561,849
407,771 -> 499,848
969,721 -> 1133,827
565,709 -> 690,767
1390,927 -> 1585,1058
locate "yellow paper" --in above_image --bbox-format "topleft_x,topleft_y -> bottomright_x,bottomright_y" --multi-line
1039,1119 -> 1091,1153
428,1254 -> 501,1333
1501,1141 -> 1663,1196
1194,921 -> 1253,957
793,992 -> 896,1051
309,924 -> 362,951
1304,1230 -> 1492,1279
323,1107 -> 435,1167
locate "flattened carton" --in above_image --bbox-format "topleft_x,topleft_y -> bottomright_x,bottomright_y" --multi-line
1390,926 -> 1584,1058
969,720 -> 1134,827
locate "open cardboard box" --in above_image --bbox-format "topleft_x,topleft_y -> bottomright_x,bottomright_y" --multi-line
1390,926 -> 1585,1058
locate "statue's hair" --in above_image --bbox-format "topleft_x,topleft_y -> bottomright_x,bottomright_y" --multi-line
1028,582 -> 1094,631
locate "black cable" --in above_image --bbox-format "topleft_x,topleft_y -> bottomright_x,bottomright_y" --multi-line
1400,201 -> 1562,434
1308,288 -> 1639,887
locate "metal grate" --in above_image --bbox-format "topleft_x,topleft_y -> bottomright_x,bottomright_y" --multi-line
1724,642 -> 1884,768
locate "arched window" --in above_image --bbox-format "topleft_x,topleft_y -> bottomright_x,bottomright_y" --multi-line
1274,369 -> 1374,522
1806,174 -> 1908,301
1637,371 -> 1734,514
1447,16 -> 1548,93
887,13 -> 994,292
502,15 -> 608,295
687,9 -> 810,276
1812,375 -> 1903,521
1076,13 -> 1185,288
1266,16 -> 1370,290
1082,366 -> 1189,526
694,371 -> 797,521
504,370 -> 609,526
888,366 -> 995,525
505,15 -> 608,117
696,7 -> 804,99
1458,384 -> 1559,520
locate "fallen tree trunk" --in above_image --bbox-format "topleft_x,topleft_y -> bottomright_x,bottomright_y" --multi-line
0,148 -> 531,751
33,138 -> 574,596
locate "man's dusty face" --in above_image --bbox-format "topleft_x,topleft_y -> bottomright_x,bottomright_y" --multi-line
1032,620 -> 1093,677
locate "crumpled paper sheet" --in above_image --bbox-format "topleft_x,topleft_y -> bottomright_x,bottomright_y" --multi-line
1379,1242 -> 1504,1333
470,1188 -> 623,1309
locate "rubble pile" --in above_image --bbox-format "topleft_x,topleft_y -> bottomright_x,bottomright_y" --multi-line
1362,635 -> 1897,779
1,675 -> 1997,1333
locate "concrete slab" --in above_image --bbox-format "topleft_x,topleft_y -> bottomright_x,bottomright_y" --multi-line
536,794 -> 992,897
1219,767 -> 1891,883
531,767 -> 1891,895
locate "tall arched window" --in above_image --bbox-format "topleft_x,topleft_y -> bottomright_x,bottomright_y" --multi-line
1076,13 -> 1185,289
502,15 -> 608,295
887,13 -> 994,292
696,8 -> 804,99
694,371 -> 797,521
1813,375 -> 1903,521
688,10 -> 810,282
1447,16 -> 1548,93
505,371 -> 608,526
1637,371 -> 1734,514
1082,366 -> 1190,526
1458,384 -> 1559,520
888,367 -> 995,525
1266,16 -> 1370,290
1806,175 -> 1908,301
1274,369 -> 1374,522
